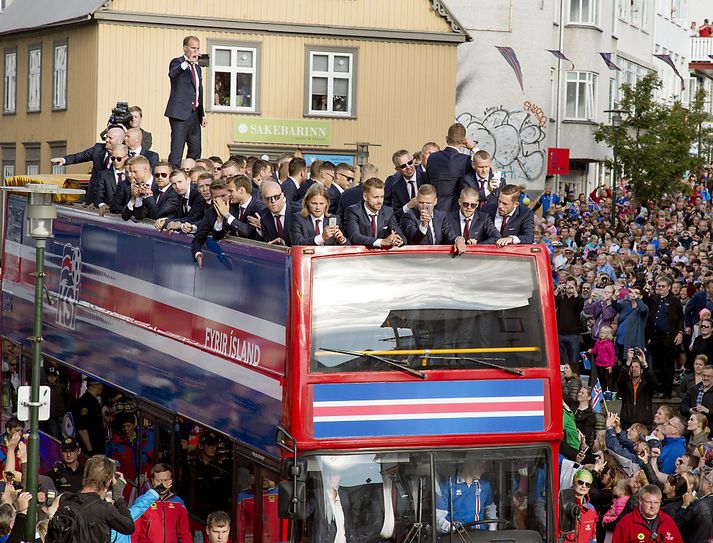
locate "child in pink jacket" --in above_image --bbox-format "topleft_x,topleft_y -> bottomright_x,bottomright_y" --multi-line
590,325 -> 616,391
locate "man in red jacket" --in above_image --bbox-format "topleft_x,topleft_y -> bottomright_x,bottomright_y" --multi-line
613,484 -> 683,543
132,463 -> 193,543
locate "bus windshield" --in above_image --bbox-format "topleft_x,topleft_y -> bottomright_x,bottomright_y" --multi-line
310,254 -> 546,372
295,446 -> 551,543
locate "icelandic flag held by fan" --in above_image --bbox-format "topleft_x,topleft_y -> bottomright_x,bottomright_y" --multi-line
580,351 -> 591,370
591,379 -> 603,414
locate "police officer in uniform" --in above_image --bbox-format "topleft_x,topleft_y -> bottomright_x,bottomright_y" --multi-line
71,379 -> 105,456
187,432 -> 230,520
45,437 -> 84,492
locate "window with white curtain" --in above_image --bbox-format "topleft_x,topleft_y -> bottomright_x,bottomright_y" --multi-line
27,45 -> 41,112
569,0 -> 598,24
53,42 -> 67,110
306,49 -> 356,116
566,71 -> 597,120
3,50 -> 16,113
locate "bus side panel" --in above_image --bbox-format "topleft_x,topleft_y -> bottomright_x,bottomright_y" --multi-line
2,197 -> 288,456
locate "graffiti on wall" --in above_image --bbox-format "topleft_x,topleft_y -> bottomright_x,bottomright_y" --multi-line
456,103 -> 547,184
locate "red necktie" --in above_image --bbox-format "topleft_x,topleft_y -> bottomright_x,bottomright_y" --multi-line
463,218 -> 470,239
500,215 -> 508,234
370,214 -> 377,237
190,64 -> 198,111
480,180 -> 486,192
315,219 -> 321,236
103,153 -> 110,168
239,207 -> 245,221
116,172 -> 123,184
275,215 -> 283,237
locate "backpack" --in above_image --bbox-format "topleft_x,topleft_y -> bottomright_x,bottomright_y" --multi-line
46,492 -> 95,543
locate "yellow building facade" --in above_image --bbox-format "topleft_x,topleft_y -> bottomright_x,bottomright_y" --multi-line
0,0 -> 469,177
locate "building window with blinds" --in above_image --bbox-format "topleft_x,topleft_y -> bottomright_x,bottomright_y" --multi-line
53,42 -> 67,110
565,71 -> 597,121
27,45 -> 41,113
209,43 -> 259,113
306,48 -> 356,117
3,50 -> 16,114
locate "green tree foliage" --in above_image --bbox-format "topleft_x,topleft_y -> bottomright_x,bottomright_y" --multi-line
594,72 -> 708,201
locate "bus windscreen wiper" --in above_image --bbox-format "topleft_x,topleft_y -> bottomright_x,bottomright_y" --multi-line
318,347 -> 427,379
426,355 -> 525,376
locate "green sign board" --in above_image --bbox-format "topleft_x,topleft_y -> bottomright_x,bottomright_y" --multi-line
233,117 -> 331,146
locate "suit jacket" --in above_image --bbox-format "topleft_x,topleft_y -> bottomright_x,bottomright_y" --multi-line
425,147 -> 472,212
297,178 -> 316,201
93,168 -> 126,207
223,197 -> 266,240
327,184 -> 342,216
144,186 -> 181,220
64,142 -> 110,204
344,203 -> 405,248
305,487 -> 353,543
488,203 -> 535,244
109,180 -> 132,215
446,210 -> 501,245
191,206 -> 231,259
289,214 -> 348,246
281,178 -> 301,203
259,202 -> 299,246
167,186 -> 206,224
133,148 -> 159,170
400,208 -> 457,245
337,186 -> 364,224
121,198 -> 149,222
164,56 -> 204,121
388,169 -> 428,219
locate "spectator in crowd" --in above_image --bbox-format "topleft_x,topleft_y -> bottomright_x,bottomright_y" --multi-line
562,363 -> 583,410
688,318 -> 713,368
686,412 -> 709,449
612,286 -> 648,360
574,386 -> 597,448
555,277 -> 585,367
604,412 -> 646,476
133,464 -> 191,543
445,187 -> 500,245
166,35 -> 206,167
491,184 -> 535,246
612,485 -> 682,543
617,349 -> 656,428
590,325 -> 616,392
657,417 -> 687,474
206,511 -> 230,543
679,468 -> 713,542
128,105 -> 152,151
559,469 -> 598,543
680,363 -> 713,426
532,182 -> 560,216
681,354 -> 706,399
344,178 -> 405,249
646,276 -> 684,398
40,365 -> 69,439
0,418 -> 24,479
683,278 -> 713,333
45,437 -> 84,493
426,123 -> 475,212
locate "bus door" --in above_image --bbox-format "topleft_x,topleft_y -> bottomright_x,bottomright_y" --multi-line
137,404 -> 178,493
235,453 -> 281,543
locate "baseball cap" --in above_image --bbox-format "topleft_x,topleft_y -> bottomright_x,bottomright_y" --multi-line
45,365 -> 60,377
60,437 -> 79,451
199,431 -> 219,446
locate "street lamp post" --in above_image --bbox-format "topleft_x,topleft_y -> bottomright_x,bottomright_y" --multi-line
604,109 -> 626,224
0,184 -> 84,540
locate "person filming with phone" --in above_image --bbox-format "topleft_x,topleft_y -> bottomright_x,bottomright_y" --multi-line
616,347 -> 656,429
400,184 -> 459,247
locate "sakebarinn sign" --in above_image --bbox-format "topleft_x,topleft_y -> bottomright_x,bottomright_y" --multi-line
233,117 -> 331,146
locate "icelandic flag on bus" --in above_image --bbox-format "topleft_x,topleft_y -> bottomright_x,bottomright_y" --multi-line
591,380 -> 603,414
580,352 -> 591,370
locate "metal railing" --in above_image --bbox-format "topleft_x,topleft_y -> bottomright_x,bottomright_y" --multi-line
691,37 -> 713,63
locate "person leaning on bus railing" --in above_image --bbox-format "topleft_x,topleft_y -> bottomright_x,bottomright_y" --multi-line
193,179 -> 232,269
343,177 -> 405,249
289,184 -> 348,246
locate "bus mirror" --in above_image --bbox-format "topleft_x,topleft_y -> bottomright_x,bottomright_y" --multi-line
275,425 -> 297,455
278,480 -> 306,519
282,457 -> 307,482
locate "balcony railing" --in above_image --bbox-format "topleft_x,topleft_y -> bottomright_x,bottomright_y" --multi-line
691,37 -> 713,63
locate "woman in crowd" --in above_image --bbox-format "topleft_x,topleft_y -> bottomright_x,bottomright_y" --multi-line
681,354 -> 707,398
686,412 -> 709,450
688,317 -> 713,368
574,386 -> 597,448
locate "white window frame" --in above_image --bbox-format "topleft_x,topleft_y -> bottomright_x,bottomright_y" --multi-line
3,50 -> 16,114
209,43 -> 258,113
565,71 -> 597,121
306,49 -> 356,117
52,42 -> 67,110
27,45 -> 41,113
569,0 -> 598,25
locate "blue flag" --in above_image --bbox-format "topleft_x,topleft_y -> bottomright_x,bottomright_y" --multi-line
580,351 -> 591,371
591,379 -> 603,414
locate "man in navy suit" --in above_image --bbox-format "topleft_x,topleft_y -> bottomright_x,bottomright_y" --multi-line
490,184 -> 535,246
426,123 -> 476,212
446,187 -> 501,245
156,169 -> 206,232
386,149 -> 428,219
96,144 -> 129,213
165,35 -> 206,167
289,184 -> 348,246
344,178 -> 405,249
257,180 -> 299,246
192,180 -> 232,269
125,128 -> 159,169
464,150 -> 505,208
281,157 -> 307,203
121,156 -> 156,222
51,126 -> 126,205
142,162 -> 180,220
329,163 -> 355,216
400,184 -> 458,246
218,175 -> 266,240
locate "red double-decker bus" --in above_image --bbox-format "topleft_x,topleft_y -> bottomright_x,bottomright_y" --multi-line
1,196 -> 561,543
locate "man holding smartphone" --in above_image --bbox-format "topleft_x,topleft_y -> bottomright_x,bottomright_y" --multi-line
400,184 -> 458,246
680,364 -> 713,427
617,348 -> 656,428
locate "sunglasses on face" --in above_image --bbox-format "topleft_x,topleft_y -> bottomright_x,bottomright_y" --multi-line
397,160 -> 414,170
155,172 -> 169,178
575,480 -> 591,488
461,202 -> 478,209
111,156 -> 127,161
264,194 -> 282,203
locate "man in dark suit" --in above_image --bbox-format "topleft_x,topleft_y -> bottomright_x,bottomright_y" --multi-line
256,180 -> 299,246
96,144 -> 129,213
165,35 -> 206,167
192,180 -> 232,269
51,126 -> 126,205
121,155 -> 156,222
426,123 -> 475,212
328,163 -> 354,216
217,175 -> 266,240
490,184 -> 535,246
128,106 -> 153,151
289,185 -> 348,246
344,178 -> 405,249
400,184 -> 458,246
281,157 -> 307,203
142,162 -> 180,220
125,128 -> 159,169
336,183 -> 364,225
646,276 -> 684,398
386,149 -> 428,219
156,169 -> 206,232
296,160 -> 322,201
446,187 -> 501,245
463,150 -> 506,208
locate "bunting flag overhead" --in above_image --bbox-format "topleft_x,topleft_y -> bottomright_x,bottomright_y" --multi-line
495,46 -> 524,93
654,53 -> 685,91
546,49 -> 574,68
599,52 -> 621,71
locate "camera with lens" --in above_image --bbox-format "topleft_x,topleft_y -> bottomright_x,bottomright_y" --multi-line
108,101 -> 132,129
198,53 -> 210,68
